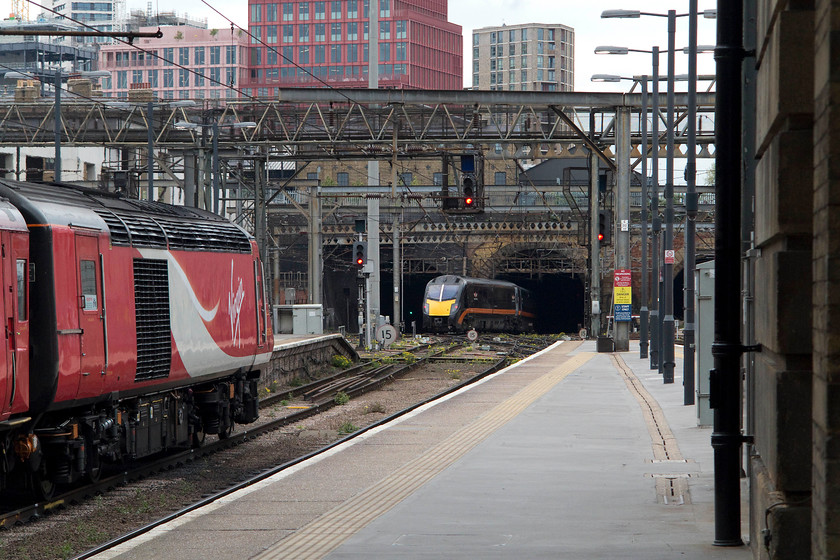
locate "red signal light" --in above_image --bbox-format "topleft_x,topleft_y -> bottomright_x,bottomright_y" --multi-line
598,233 -> 605,241
465,196 -> 474,206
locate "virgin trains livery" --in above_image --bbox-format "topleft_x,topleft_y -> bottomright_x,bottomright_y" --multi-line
422,275 -> 537,333
0,179 -> 273,500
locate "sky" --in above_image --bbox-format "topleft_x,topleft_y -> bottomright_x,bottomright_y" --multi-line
4,0 -> 719,91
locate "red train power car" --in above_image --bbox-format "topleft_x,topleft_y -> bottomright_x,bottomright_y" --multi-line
0,180 -> 273,500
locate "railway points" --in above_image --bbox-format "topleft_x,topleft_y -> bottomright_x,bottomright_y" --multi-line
83,340 -> 750,560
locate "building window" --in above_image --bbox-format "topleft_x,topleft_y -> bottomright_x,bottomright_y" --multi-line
346,44 -> 358,62
314,1 -> 325,19
314,44 -> 325,63
267,50 -> 278,65
163,47 -> 174,65
299,2 -> 309,20
226,45 -> 236,64
210,67 -> 221,84
210,46 -> 221,65
179,68 -> 189,87
163,69 -> 173,87
282,2 -> 293,20
283,24 -> 294,42
251,47 -> 262,65
380,0 -> 389,17
379,43 -> 390,62
395,42 -> 406,61
331,1 -> 341,18
132,69 -> 143,84
330,44 -> 342,63
266,25 -> 277,43
522,28 -> 528,40
178,47 -> 188,66
195,70 -> 205,87
347,22 -> 358,41
347,0 -> 358,18
283,46 -> 294,63
379,20 -> 390,40
337,172 -> 349,186
147,70 -> 158,87
396,20 -> 406,39
331,22 -> 341,41
495,172 -> 507,185
226,67 -> 237,86
251,3 -> 261,22
299,45 -> 310,64
433,172 -> 443,186
194,47 -> 205,65
251,26 -> 262,44
314,23 -> 325,41
266,3 -> 277,21
117,70 -> 127,89
299,24 -> 309,42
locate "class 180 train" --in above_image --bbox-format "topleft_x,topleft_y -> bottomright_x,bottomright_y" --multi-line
0,179 -> 273,500
422,275 -> 537,334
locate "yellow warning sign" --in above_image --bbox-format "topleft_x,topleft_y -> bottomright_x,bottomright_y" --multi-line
614,286 -> 632,305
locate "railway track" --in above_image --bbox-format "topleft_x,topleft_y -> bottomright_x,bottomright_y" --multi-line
0,336 -> 489,533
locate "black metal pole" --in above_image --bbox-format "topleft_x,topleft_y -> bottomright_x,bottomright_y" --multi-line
640,77 -> 649,360
711,0 -> 745,547
54,69 -> 61,182
147,101 -> 154,201
650,47 -> 661,371
663,10 -> 676,385
684,0 -> 698,405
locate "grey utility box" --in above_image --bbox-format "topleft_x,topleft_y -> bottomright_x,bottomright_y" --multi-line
695,260 -> 715,427
273,304 -> 323,335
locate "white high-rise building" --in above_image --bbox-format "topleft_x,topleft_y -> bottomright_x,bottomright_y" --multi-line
472,23 -> 574,91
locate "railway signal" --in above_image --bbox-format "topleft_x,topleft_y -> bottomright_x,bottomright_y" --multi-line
353,241 -> 368,267
463,174 -> 475,208
598,210 -> 612,245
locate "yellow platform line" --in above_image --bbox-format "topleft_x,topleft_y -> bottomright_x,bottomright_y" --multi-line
255,351 -> 596,560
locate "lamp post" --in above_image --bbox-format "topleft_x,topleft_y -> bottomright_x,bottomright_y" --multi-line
594,46 -> 661,368
601,7 -> 716,385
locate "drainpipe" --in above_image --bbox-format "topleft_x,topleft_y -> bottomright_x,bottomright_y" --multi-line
711,0 -> 747,547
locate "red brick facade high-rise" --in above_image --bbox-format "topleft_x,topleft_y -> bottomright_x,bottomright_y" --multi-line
245,0 -> 462,94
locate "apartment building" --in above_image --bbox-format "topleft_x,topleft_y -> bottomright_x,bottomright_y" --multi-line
245,0 -> 462,95
472,23 -> 574,91
97,25 -> 250,100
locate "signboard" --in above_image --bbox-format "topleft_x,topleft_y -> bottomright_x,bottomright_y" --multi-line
614,304 -> 632,322
613,269 -> 632,322
375,324 -> 398,348
665,250 -> 675,264
614,269 -> 631,287
466,329 -> 479,342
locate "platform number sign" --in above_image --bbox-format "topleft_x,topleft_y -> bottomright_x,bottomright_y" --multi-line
376,324 -> 398,348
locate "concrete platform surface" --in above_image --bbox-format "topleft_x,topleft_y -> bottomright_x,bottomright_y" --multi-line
93,340 -> 752,560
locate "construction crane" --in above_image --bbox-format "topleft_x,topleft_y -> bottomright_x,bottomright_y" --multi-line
11,0 -> 30,21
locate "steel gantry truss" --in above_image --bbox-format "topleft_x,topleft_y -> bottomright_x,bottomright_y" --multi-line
0,89 -> 715,158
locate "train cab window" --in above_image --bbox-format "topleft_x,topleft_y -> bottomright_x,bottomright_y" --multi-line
428,284 -> 458,301
16,259 -> 26,320
80,260 -> 98,311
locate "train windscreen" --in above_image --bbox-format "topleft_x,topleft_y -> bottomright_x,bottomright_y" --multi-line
427,284 -> 459,301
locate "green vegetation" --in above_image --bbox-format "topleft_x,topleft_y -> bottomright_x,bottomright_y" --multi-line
331,354 -> 352,368
334,391 -> 350,405
338,421 -> 358,434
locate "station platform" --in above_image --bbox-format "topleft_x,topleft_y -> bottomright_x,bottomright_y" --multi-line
93,340 -> 752,560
